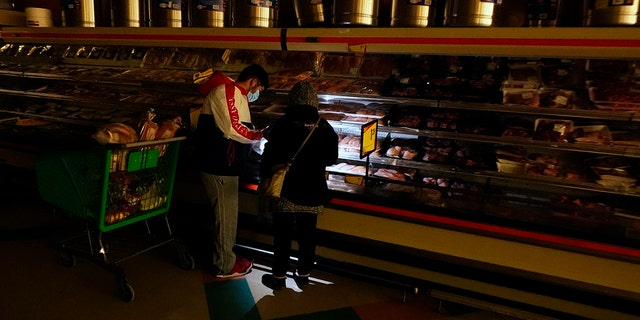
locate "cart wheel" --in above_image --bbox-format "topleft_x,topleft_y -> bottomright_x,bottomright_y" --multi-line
117,279 -> 135,303
57,252 -> 76,268
178,252 -> 195,271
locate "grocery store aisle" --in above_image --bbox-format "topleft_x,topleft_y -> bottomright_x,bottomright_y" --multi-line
0,166 -> 521,320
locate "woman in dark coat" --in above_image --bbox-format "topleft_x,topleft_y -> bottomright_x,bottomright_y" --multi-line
260,80 -> 339,290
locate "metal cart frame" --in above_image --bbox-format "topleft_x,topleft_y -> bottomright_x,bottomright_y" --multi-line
35,136 -> 194,302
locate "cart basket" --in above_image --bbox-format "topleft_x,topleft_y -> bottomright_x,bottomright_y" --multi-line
36,137 -> 185,232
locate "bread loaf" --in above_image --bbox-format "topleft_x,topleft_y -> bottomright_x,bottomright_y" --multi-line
93,123 -> 139,144
156,116 -> 182,140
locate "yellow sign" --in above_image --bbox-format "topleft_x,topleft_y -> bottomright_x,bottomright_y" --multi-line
221,49 -> 231,64
345,175 -> 364,186
348,44 -> 367,54
360,120 -> 378,159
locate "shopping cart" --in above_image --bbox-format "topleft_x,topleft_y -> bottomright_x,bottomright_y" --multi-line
35,136 -> 194,302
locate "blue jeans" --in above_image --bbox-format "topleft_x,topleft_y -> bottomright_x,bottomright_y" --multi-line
200,173 -> 239,274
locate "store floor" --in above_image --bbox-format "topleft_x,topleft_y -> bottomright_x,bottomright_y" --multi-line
1,169 -> 522,320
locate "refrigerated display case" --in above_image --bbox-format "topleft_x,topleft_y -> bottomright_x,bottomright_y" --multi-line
2,26 -> 640,318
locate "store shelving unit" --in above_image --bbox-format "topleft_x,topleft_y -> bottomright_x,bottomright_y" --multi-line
1,26 -> 639,58
3,26 -> 640,318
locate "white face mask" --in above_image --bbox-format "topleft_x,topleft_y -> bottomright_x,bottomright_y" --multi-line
247,89 -> 260,103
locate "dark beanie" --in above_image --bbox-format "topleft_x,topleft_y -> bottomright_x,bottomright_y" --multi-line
288,80 -> 318,108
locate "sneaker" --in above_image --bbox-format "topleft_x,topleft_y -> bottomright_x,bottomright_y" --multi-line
216,255 -> 253,278
261,274 -> 286,290
294,272 -> 310,287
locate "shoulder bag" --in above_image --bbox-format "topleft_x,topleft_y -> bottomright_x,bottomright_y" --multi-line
259,118 -> 321,198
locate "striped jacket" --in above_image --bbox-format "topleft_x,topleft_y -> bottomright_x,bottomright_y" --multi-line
194,72 -> 262,176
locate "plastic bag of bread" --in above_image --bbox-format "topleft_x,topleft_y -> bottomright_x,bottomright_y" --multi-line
93,123 -> 139,144
155,116 -> 182,140
138,109 -> 159,141
155,116 -> 182,156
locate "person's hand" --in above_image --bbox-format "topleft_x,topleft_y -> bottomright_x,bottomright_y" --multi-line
259,125 -> 271,137
252,137 -> 268,155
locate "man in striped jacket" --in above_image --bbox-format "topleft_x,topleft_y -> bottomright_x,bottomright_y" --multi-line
195,64 -> 269,278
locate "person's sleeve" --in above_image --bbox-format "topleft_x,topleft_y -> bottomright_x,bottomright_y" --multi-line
209,84 -> 262,144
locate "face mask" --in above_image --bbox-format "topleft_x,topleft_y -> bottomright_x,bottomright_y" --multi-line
247,89 -> 260,103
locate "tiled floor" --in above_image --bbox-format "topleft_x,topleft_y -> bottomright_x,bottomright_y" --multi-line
1,167 -> 522,320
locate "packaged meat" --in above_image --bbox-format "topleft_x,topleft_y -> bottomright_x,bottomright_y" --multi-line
540,59 -> 582,89
533,118 -> 573,142
502,88 -> 540,107
373,168 -> 417,181
502,80 -> 540,89
586,59 -> 632,75
321,54 -> 364,77
569,125 -> 612,145
508,61 -> 541,83
611,131 -> 640,147
455,146 -> 489,168
539,88 -> 577,109
384,138 -> 419,160
497,161 -> 525,174
328,163 -> 367,176
525,161 -> 561,177
588,86 -> 640,105
359,55 -> 394,78
423,177 -> 450,188
421,147 -> 452,163
495,145 -> 528,164
338,134 -> 361,154
501,126 -> 532,138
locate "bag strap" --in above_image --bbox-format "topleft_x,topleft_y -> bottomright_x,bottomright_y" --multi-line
288,117 -> 321,165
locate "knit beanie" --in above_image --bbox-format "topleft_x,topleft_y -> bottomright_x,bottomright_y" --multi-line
288,80 -> 318,108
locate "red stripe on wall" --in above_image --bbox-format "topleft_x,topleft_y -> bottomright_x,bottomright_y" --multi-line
0,31 -> 281,43
329,198 -> 640,259
238,181 -> 640,260
287,36 -> 640,48
3,31 -> 640,49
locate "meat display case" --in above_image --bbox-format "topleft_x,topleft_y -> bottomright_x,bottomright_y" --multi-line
2,26 -> 640,319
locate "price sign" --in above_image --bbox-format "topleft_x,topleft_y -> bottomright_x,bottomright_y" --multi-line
348,44 -> 367,54
345,174 -> 364,186
360,119 -> 378,159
